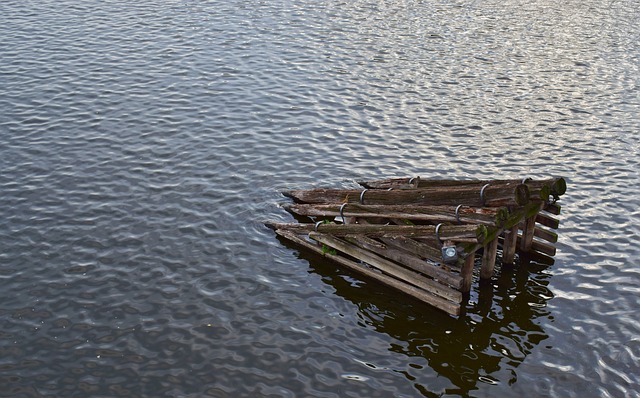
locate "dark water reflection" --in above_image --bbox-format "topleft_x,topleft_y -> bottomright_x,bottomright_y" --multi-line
293,244 -> 554,395
1,0 -> 639,397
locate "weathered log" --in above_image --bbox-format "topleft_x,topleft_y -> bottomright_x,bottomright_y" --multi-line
501,225 -> 519,264
550,177 -> 567,197
284,203 -> 509,227
480,238 -> 499,280
523,178 -> 566,201
505,200 -> 540,224
309,232 -> 463,305
343,234 -> 463,288
283,183 -> 530,207
460,251 -> 477,293
359,177 -> 566,198
265,222 -> 488,243
520,215 -> 538,252
275,229 -> 460,315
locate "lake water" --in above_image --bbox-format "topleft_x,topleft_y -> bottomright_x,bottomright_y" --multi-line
1,0 -> 639,396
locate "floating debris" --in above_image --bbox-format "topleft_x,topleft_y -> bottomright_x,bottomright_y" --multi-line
266,177 -> 566,316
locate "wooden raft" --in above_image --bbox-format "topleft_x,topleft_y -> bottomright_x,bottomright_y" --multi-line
267,177 -> 566,316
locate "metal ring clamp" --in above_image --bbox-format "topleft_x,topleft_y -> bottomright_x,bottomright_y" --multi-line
339,203 -> 347,224
455,204 -> 463,224
435,223 -> 443,245
359,189 -> 368,205
314,221 -> 323,232
480,183 -> 490,206
522,177 -> 532,184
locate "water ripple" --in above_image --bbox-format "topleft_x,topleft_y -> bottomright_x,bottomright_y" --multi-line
1,0 -> 639,396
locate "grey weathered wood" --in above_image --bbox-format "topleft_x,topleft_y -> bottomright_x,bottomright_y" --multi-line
275,229 -> 460,315
344,234 -> 463,288
309,232 -> 463,306
379,235 -> 447,266
355,218 -> 461,271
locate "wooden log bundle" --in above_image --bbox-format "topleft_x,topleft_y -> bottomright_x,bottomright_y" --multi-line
268,177 -> 566,316
283,182 -> 530,207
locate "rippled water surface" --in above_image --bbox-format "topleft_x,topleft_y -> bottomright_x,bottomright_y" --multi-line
1,0 -> 639,396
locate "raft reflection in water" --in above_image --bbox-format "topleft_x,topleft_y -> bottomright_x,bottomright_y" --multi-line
282,237 -> 553,395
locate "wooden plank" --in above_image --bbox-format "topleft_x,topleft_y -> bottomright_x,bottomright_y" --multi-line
534,225 -> 558,243
379,235 -> 447,266
265,222 -> 488,243
517,234 -> 557,256
309,232 -> 462,304
480,238 -> 499,280
543,202 -> 562,215
344,234 -> 463,288
517,246 -> 556,265
283,184 -> 530,207
355,218 -> 460,271
536,212 -> 560,229
275,229 -> 460,315
284,203 -> 506,226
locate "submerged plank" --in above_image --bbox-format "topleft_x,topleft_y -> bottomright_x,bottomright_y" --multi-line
343,234 -> 463,288
275,229 -> 460,315
379,235 -> 449,267
309,232 -> 463,304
